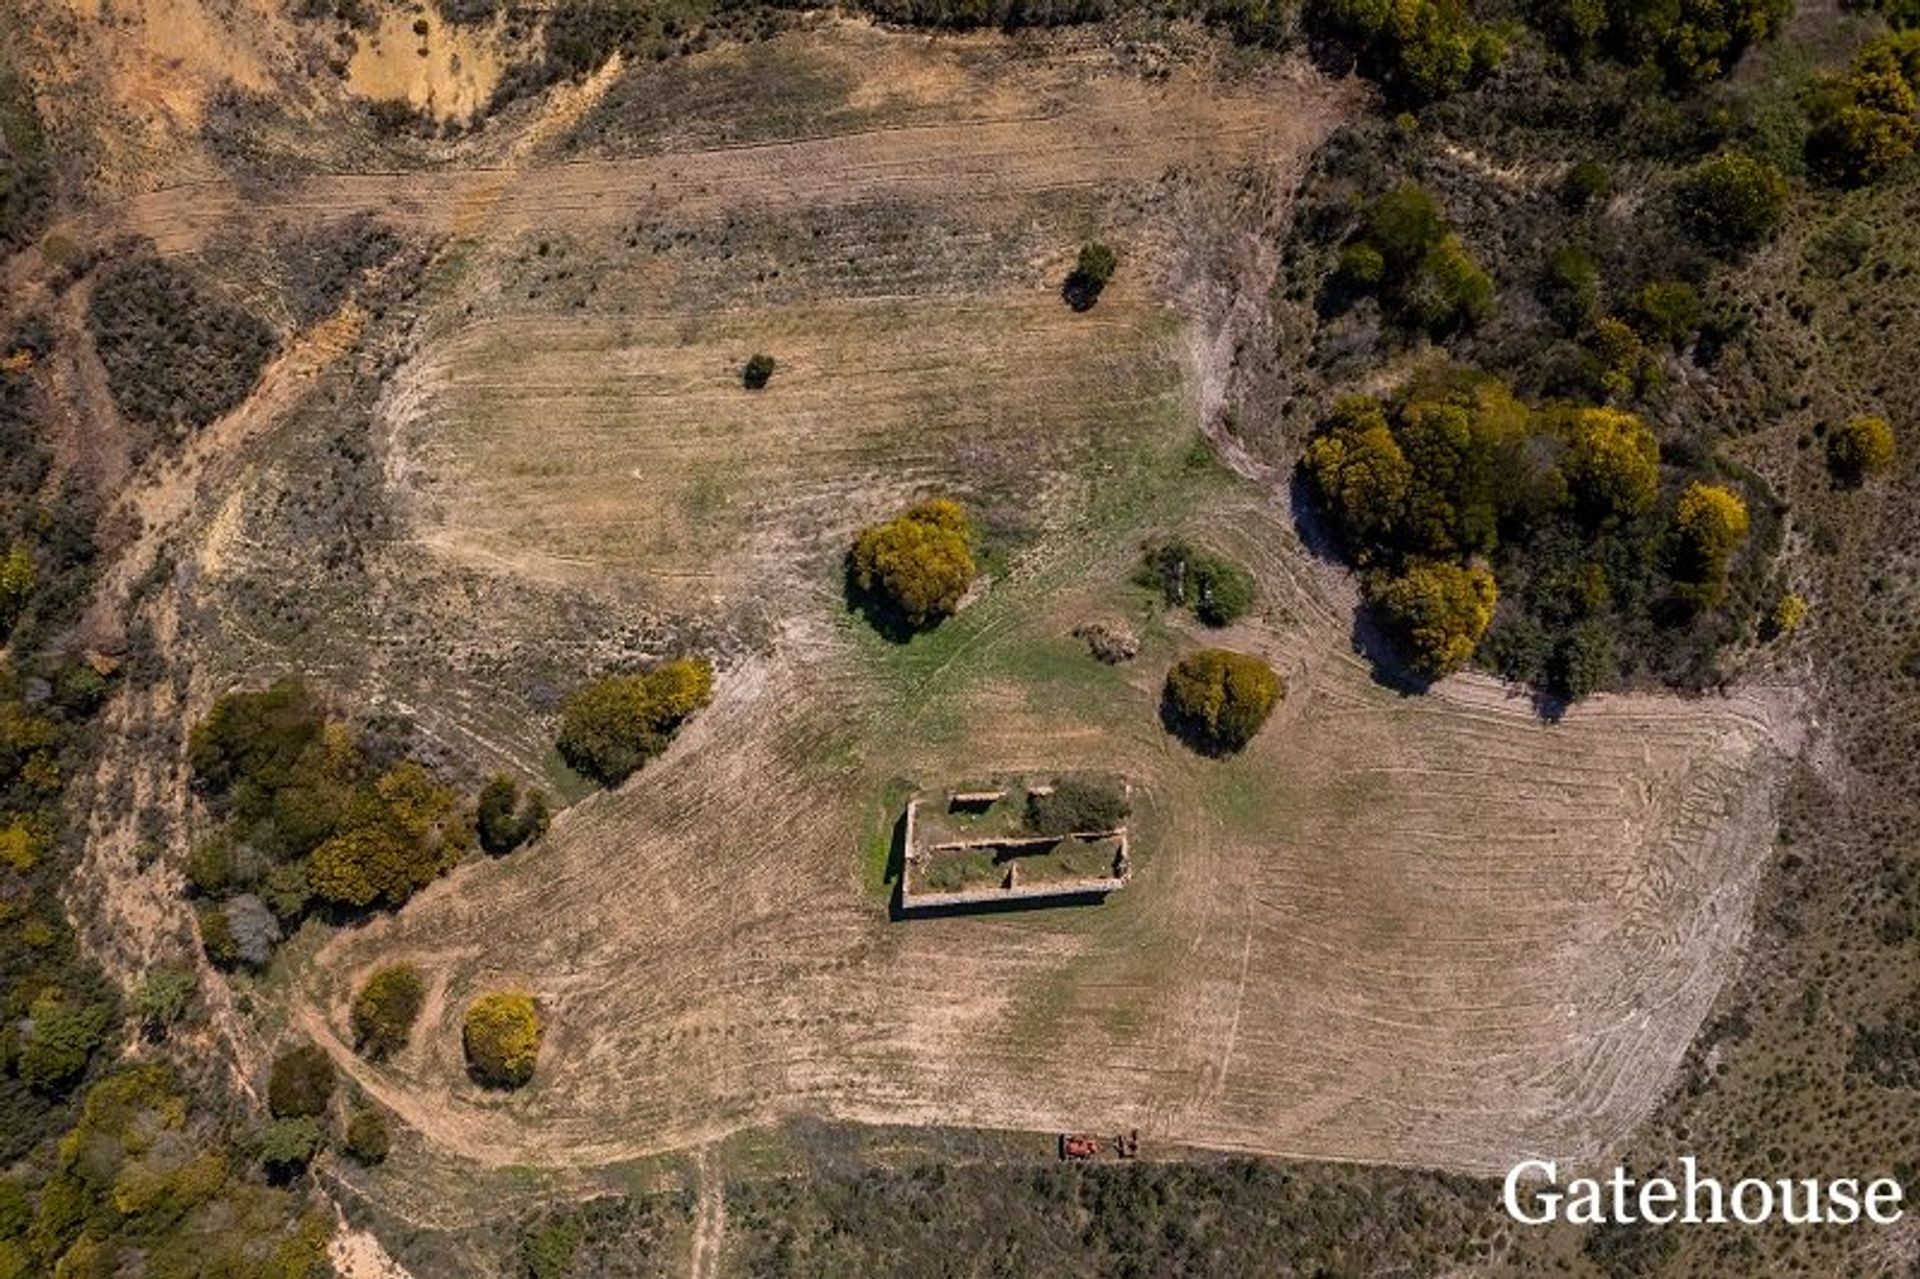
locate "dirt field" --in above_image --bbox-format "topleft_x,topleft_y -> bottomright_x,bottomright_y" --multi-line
27,2 -> 1797,1201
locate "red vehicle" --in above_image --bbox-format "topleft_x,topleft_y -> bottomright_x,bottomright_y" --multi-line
1059,1134 -> 1100,1160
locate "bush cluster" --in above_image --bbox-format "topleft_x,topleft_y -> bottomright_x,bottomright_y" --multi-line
1537,0 -> 1790,87
1162,649 -> 1283,755
1308,0 -> 1505,105
187,679 -> 476,965
1302,368 -> 1757,696
463,992 -> 541,1089
1677,153 -> 1790,252
1807,32 -> 1920,186
1336,185 -> 1493,336
266,1045 -> 335,1120
86,257 -> 276,439
1026,775 -> 1131,835
1141,537 -> 1256,627
556,657 -> 714,786
848,498 -> 977,636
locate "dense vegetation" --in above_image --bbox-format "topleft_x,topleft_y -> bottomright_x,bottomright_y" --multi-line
86,256 -> 276,441
1162,648 -> 1283,754
555,657 -> 714,786
1302,367 -> 1762,696
847,498 -> 978,637
187,679 -> 474,962
463,992 -> 542,1089
1140,536 -> 1256,626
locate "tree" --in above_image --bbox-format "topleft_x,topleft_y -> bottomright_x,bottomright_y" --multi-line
1671,481 -> 1750,597
18,993 -> 112,1093
307,761 -> 471,910
1361,184 -> 1445,277
1064,241 -> 1118,310
476,774 -> 551,854
1827,414 -> 1897,485
556,657 -> 716,786
1550,624 -> 1616,700
1367,561 -> 1497,679
343,1109 -> 391,1165
1403,235 -> 1494,334
1555,407 -> 1660,525
267,1045 -> 336,1119
0,543 -> 31,635
1162,649 -> 1284,754
258,1117 -> 323,1181
848,498 -> 977,635
742,353 -> 776,390
1302,397 -> 1413,558
1806,38 -> 1920,186
1678,153 -> 1790,251
351,965 -> 426,1060
1632,280 -> 1704,347
1559,159 -> 1612,211
464,992 -> 541,1089
1026,775 -> 1130,835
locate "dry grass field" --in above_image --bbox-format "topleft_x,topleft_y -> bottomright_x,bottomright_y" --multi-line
23,0 -> 1800,1212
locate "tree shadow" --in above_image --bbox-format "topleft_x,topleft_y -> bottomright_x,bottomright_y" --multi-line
843,558 -> 927,645
1060,271 -> 1105,313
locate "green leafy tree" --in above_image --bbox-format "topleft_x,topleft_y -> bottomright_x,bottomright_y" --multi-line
1827,414 -> 1897,484
1632,280 -> 1704,347
350,964 -> 426,1060
1302,397 -> 1413,559
259,1117 -> 324,1180
0,543 -> 31,634
133,964 -> 196,1037
848,498 -> 977,634
1367,561 -> 1498,679
1162,649 -> 1284,754
1143,538 -> 1257,626
742,352 -> 776,389
266,1045 -> 336,1119
464,992 -> 541,1089
1554,406 -> 1660,525
556,657 -> 716,786
1064,241 -> 1118,310
1678,153 -> 1790,250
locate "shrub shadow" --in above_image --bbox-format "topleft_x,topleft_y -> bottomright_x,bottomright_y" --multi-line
844,557 -> 931,645
1060,272 -> 1104,313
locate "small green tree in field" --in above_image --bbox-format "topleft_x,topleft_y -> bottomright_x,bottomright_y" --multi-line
848,498 -> 977,636
1367,560 -> 1497,679
742,352 -> 776,389
1064,241 -> 1117,310
464,992 -> 541,1089
1827,414 -> 1896,484
351,964 -> 426,1060
1162,649 -> 1283,755
556,657 -> 715,786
